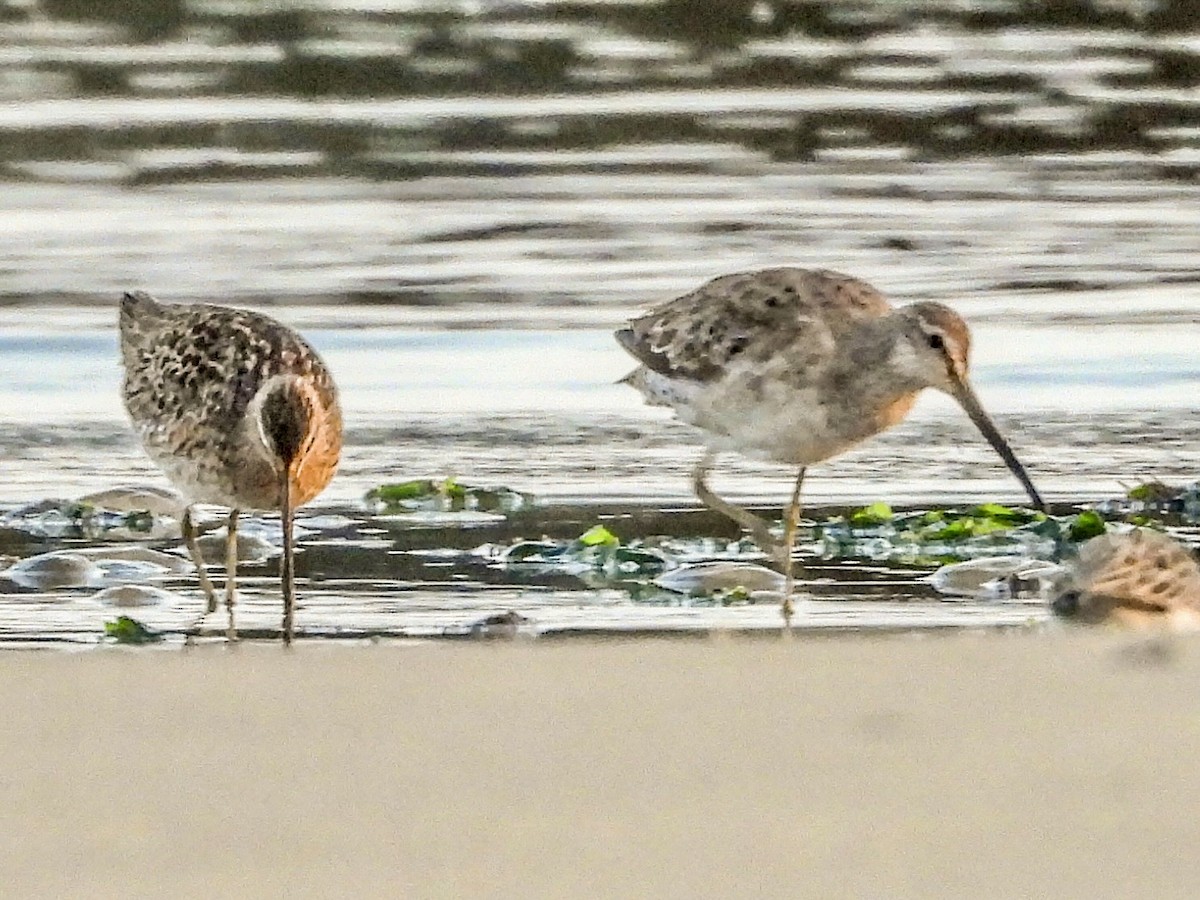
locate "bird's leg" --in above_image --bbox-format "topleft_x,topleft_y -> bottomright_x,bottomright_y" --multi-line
280,476 -> 296,647
181,505 -> 218,616
779,468 -> 806,624
692,450 -> 779,557
225,509 -> 239,642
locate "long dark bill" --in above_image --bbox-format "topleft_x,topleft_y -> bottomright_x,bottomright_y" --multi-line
952,378 -> 1046,512
280,470 -> 296,646
261,380 -> 307,646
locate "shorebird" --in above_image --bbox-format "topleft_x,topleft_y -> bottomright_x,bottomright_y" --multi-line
615,267 -> 1045,619
119,292 -> 342,644
1052,529 -> 1200,629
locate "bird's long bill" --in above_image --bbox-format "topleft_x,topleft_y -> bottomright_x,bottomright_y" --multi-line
280,469 -> 296,646
951,378 -> 1046,512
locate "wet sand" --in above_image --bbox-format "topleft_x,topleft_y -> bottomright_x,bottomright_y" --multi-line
4,633 -> 1200,898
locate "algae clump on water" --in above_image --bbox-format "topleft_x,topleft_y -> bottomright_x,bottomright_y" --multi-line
103,616 -> 163,645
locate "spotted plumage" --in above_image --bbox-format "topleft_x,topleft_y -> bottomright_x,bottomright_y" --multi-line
1052,529 -> 1200,629
618,268 -> 890,384
119,291 -> 342,644
615,266 -> 1044,621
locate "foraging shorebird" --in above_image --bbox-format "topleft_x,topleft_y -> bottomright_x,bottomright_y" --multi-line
119,292 -> 342,644
1052,529 -> 1200,629
615,267 -> 1045,619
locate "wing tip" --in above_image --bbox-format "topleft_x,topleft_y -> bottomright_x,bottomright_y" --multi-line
615,323 -> 681,378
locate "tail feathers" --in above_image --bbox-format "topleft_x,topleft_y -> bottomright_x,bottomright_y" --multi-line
614,324 -> 675,377
618,366 -> 694,409
119,290 -> 163,327
118,291 -> 166,360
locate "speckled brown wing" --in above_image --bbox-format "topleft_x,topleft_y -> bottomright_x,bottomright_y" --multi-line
120,293 -> 342,509
614,267 -> 892,382
121,299 -> 331,445
1069,529 -> 1200,615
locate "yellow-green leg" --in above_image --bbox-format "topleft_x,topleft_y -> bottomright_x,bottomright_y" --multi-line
778,468 -> 806,624
181,505 -> 218,616
692,451 -> 779,555
691,453 -> 807,626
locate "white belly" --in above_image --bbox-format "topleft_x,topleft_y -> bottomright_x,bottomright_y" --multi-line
696,384 -> 854,466
626,364 -> 903,466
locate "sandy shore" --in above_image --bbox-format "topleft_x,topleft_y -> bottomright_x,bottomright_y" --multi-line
5,632 -> 1200,898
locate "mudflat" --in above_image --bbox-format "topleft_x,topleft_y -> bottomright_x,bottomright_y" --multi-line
5,633 -> 1198,899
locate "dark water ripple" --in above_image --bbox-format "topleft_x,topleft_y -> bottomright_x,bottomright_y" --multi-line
0,0 -> 1197,164
0,0 -> 1194,305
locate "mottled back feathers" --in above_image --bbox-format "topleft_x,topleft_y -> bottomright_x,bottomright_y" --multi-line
616,267 -> 891,383
119,291 -> 342,509
1054,529 -> 1200,626
121,293 -> 334,437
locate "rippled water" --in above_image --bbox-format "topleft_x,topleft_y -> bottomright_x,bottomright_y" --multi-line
0,0 -> 1198,645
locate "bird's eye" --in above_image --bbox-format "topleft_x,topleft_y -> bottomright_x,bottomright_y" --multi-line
927,333 -> 944,351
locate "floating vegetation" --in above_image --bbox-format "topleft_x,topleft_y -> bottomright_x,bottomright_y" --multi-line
1,486 -> 181,541
577,524 -> 619,547
849,502 -> 894,527
103,616 -> 163,645
483,524 -> 671,582
365,478 -> 533,515
1125,481 -> 1179,503
646,535 -> 762,563
1094,480 -> 1200,526
487,529 -> 775,604
1068,510 -> 1106,541
476,503 -> 1129,602
812,503 -> 1116,565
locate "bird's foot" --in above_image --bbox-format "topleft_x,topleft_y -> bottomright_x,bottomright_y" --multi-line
224,598 -> 238,643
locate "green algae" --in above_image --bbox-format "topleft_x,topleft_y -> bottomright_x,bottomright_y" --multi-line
578,524 -> 620,547
365,478 -> 532,514
103,616 -> 163,645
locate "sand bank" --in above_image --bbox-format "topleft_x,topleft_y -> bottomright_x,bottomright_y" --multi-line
4,633 -> 1199,898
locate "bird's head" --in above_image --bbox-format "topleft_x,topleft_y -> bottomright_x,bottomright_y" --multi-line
892,302 -> 972,394
893,302 -> 1045,512
1052,530 -> 1200,628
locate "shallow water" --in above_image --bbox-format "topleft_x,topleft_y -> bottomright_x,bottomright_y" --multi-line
0,493 -> 1058,647
1,307 -> 1195,647
0,0 -> 1198,645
